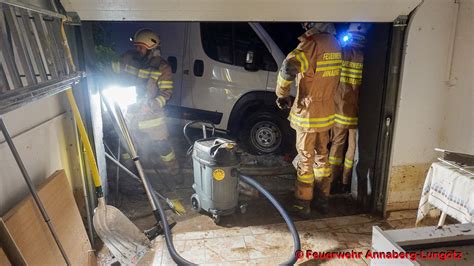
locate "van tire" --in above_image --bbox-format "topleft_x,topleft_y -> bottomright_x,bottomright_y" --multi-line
239,109 -> 294,155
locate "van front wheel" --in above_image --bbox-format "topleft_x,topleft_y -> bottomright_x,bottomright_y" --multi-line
239,110 -> 292,155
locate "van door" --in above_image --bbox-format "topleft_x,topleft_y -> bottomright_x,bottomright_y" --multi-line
184,22 -> 277,129
153,22 -> 186,106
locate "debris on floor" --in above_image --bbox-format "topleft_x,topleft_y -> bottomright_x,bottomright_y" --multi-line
100,122 -> 447,265
96,210 -> 439,265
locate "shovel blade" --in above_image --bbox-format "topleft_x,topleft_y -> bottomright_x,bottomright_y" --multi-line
93,199 -> 150,265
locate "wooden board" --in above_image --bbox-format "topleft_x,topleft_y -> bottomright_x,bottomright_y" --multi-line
0,218 -> 26,265
2,170 -> 96,265
0,247 -> 12,266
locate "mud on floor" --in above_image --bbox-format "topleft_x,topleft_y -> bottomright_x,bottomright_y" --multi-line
104,120 -> 361,233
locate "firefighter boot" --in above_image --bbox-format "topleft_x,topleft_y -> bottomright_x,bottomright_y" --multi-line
290,199 -> 311,219
173,170 -> 185,187
312,197 -> 329,214
341,183 -> 351,194
290,180 -> 313,219
312,186 -> 329,214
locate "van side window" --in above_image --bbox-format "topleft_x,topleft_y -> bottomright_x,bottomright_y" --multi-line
260,23 -> 303,56
200,23 -> 277,72
200,23 -> 233,64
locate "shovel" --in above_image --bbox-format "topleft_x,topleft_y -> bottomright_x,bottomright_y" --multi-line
58,18 -> 150,263
112,101 -> 195,265
66,90 -> 150,265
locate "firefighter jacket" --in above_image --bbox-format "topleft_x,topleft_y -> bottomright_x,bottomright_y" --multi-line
334,36 -> 365,129
111,50 -> 174,109
111,50 -> 173,136
276,27 -> 342,133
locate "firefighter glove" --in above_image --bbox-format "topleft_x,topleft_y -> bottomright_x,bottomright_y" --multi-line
276,97 -> 292,110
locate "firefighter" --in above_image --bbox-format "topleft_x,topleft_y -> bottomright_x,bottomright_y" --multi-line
276,22 -> 341,218
111,28 -> 182,186
329,23 -> 370,194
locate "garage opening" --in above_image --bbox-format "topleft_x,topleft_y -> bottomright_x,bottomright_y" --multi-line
79,21 -> 395,233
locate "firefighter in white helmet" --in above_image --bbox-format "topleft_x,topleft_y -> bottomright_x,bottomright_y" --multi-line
111,28 -> 181,186
329,23 -> 370,193
276,22 -> 341,218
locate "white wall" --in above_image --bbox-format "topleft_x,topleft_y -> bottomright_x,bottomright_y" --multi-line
0,94 -> 80,215
392,0 -> 457,166
441,0 -> 474,153
387,0 -> 473,211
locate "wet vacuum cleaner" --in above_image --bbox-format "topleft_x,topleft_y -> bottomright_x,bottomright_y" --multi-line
185,121 -> 247,223
191,137 -> 248,223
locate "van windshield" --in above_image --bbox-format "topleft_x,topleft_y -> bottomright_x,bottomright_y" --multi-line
260,23 -> 304,55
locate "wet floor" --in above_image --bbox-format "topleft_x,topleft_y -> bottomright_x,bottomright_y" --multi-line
105,120 -> 361,232
99,121 -> 443,265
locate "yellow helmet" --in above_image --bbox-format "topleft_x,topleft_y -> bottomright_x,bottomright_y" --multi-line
132,28 -> 160,50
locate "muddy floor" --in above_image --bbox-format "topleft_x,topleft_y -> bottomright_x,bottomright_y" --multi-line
103,120 -> 361,235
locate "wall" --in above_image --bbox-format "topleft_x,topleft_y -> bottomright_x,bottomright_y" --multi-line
0,94 -> 82,215
0,1 -> 91,217
387,0 -> 472,211
441,0 -> 474,153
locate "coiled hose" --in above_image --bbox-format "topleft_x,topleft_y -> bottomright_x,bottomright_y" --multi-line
238,174 -> 301,265
156,172 -> 300,265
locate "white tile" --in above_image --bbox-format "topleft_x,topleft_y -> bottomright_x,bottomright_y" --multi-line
161,240 -> 186,265
249,223 -> 287,235
208,227 -> 253,238
175,230 -> 213,240
247,256 -> 289,266
300,232 -> 345,252
244,233 -> 293,260
138,239 -> 164,265
179,239 -> 207,264
204,236 -> 250,263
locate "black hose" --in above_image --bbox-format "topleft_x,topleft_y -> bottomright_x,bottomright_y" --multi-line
183,120 -> 216,145
152,204 -> 195,265
156,173 -> 300,266
239,174 -> 301,266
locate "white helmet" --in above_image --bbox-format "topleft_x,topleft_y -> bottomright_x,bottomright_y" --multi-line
132,28 -> 160,50
348,23 -> 371,35
314,23 -> 337,35
302,22 -> 337,35
348,23 -> 371,47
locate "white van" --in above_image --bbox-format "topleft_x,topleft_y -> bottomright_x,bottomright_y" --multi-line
101,22 -> 301,155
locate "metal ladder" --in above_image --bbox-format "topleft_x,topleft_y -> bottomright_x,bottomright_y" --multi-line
0,0 -> 81,114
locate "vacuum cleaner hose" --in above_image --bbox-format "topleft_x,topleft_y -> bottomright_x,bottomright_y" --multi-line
238,174 -> 301,265
157,173 -> 300,266
152,203 -> 196,265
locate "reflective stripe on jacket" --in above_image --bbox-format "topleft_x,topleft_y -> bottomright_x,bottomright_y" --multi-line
276,27 -> 341,133
111,50 -> 174,105
334,45 -> 364,129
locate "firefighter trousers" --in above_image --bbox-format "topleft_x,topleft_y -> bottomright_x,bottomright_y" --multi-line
125,108 -> 179,176
329,127 -> 356,186
294,130 -> 331,201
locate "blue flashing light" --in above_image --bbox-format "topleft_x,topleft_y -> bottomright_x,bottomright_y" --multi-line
340,32 -> 352,47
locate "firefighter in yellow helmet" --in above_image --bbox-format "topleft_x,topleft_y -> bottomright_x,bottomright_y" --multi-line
276,22 -> 341,218
111,28 -> 181,186
329,23 -> 370,193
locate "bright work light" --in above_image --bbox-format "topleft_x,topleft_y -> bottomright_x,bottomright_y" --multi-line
102,86 -> 137,108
